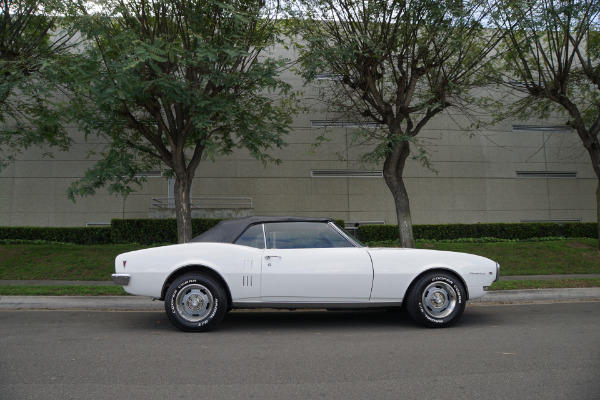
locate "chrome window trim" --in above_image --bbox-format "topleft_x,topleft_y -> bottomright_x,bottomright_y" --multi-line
329,222 -> 364,248
261,223 -> 267,249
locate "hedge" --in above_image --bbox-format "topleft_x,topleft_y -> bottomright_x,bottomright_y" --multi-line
357,222 -> 598,242
1,220 -> 596,245
562,222 -> 598,238
110,218 -> 223,245
0,219 -> 222,245
0,226 -> 112,245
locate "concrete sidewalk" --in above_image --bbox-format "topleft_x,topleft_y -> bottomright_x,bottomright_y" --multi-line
0,295 -> 164,310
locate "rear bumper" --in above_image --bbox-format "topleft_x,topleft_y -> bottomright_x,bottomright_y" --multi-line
111,274 -> 131,286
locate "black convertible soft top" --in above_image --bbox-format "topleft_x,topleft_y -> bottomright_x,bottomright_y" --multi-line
190,216 -> 335,244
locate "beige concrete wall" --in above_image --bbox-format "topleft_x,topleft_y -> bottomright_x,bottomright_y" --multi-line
0,59 -> 596,227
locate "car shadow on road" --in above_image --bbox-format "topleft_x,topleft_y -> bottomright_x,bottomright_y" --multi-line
121,309 -> 418,333
221,309 -> 416,331
223,307 -> 502,331
121,305 -> 501,333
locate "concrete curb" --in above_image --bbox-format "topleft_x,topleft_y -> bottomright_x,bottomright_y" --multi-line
470,287 -> 600,303
1,288 -> 599,311
0,296 -> 163,311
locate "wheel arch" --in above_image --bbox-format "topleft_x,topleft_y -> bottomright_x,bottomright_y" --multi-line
406,268 -> 470,301
161,265 -> 232,307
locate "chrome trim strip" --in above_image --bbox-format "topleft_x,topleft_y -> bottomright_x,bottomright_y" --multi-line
111,274 -> 131,286
261,223 -> 267,249
329,222 -> 364,248
494,262 -> 501,282
232,301 -> 403,309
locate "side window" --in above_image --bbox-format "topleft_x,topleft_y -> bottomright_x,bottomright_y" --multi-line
234,224 -> 265,249
264,222 -> 354,249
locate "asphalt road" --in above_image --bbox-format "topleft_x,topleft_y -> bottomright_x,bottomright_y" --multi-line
1,302 -> 599,400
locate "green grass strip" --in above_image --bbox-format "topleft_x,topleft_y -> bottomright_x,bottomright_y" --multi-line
490,278 -> 600,291
1,240 -> 599,284
0,285 -> 128,296
416,239 -> 600,275
0,244 -> 145,281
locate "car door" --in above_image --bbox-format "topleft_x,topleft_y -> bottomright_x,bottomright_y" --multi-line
260,222 -> 373,303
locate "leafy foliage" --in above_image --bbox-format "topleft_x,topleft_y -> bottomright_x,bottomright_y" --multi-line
562,222 -> 598,238
0,218 -> 224,245
492,0 -> 600,244
287,0 -> 504,247
357,222 -> 598,242
62,0 -> 298,242
0,0 -> 75,168
110,218 -> 223,245
291,0 -> 502,145
0,226 -> 112,244
493,0 -> 600,127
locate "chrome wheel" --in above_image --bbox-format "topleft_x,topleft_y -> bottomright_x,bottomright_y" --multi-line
175,283 -> 214,323
422,281 -> 457,319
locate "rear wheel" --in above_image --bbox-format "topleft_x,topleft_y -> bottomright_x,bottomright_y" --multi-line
406,272 -> 466,328
165,274 -> 227,332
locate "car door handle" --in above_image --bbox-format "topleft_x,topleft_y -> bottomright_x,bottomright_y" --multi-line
265,255 -> 282,260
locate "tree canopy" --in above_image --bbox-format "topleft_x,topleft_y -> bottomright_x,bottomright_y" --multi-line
0,0 -> 74,169
63,0 -> 297,242
289,0 -> 504,246
493,0 -> 600,244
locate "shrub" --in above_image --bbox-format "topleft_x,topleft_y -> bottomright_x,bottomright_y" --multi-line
562,222 -> 598,238
0,218 -> 223,245
358,222 -> 566,242
356,224 -> 398,242
110,218 -> 223,245
2,220 -> 593,245
416,223 -> 560,241
0,226 -> 112,245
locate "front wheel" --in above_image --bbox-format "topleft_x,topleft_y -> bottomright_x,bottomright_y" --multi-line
165,274 -> 228,332
405,272 -> 466,328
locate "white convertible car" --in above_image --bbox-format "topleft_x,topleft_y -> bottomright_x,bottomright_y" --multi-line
112,216 -> 499,331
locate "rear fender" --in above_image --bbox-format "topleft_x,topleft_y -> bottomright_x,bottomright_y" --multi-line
161,265 -> 232,306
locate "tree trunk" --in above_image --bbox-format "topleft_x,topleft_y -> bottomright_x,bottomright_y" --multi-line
596,179 -> 600,250
578,133 -> 600,249
383,141 -> 415,248
174,175 -> 193,244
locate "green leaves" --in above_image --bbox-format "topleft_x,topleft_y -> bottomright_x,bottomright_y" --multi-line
66,146 -> 153,201
290,0 -> 503,150
491,0 -> 600,243
494,0 -> 600,111
58,0 -> 297,241
0,0 -> 76,169
287,0 -> 505,246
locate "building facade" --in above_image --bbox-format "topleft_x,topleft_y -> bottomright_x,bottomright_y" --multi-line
0,51 -> 595,227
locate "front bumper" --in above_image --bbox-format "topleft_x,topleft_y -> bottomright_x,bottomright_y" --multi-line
111,274 -> 131,286
483,262 -> 501,292
494,262 -> 501,282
